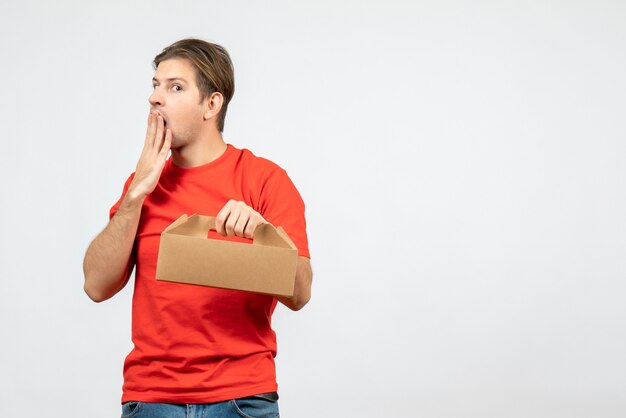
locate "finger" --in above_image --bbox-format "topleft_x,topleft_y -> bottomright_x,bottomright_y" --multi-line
215,201 -> 235,236
155,129 -> 171,165
160,129 -> 172,155
246,214 -> 268,239
145,112 -> 156,146
243,216 -> 257,239
154,115 -> 165,150
233,212 -> 250,238
225,206 -> 242,237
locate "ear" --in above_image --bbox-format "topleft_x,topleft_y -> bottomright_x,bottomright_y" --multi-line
203,92 -> 224,121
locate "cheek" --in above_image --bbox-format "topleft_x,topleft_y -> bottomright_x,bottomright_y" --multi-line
173,112 -> 201,136
168,103 -> 204,132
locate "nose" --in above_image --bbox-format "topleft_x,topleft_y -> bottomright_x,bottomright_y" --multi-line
149,87 -> 164,108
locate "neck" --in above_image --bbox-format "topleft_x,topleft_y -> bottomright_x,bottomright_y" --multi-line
171,129 -> 228,168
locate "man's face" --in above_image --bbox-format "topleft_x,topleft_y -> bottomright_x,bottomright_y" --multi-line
149,58 -> 207,148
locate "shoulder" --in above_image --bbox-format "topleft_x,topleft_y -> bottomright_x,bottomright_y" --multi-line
237,146 -> 287,177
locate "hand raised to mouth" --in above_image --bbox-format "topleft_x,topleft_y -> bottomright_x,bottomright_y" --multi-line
127,110 -> 172,200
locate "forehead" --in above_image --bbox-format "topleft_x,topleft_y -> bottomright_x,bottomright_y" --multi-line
153,58 -> 197,83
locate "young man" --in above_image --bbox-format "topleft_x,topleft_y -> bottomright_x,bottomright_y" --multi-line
83,38 -> 312,418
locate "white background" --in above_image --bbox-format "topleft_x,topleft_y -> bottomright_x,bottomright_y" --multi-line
1,1 -> 625,417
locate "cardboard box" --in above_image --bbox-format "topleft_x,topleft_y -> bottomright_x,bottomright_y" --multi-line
155,214 -> 298,296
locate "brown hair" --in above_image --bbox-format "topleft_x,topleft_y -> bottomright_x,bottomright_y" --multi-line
153,38 -> 235,132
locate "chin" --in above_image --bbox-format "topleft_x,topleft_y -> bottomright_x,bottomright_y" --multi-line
169,137 -> 185,150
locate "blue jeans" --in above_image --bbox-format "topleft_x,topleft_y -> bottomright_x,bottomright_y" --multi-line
121,395 -> 280,418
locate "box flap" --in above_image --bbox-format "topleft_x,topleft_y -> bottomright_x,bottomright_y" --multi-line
165,215 -> 296,250
165,214 -> 216,238
276,226 -> 297,250
163,214 -> 189,233
254,223 -> 297,249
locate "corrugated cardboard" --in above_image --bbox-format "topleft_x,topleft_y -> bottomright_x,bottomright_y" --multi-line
155,214 -> 298,296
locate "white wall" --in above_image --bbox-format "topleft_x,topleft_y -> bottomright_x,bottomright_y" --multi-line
1,1 -> 625,417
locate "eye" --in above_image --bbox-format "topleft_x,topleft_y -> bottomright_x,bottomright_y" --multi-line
172,85 -> 182,92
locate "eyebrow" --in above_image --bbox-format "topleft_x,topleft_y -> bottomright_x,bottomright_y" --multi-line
152,77 -> 188,84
